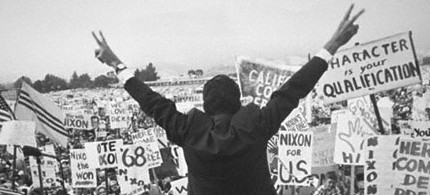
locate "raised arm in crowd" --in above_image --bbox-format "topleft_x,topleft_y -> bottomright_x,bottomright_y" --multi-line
92,4 -> 364,195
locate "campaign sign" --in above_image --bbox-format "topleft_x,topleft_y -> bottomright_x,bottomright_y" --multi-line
236,56 -> 300,108
334,111 -> 377,165
64,113 -> 91,130
311,125 -> 336,167
108,102 -> 131,129
363,136 -> 399,195
393,137 -> 430,194
317,32 -> 421,103
280,110 -> 309,132
278,131 -> 313,186
70,149 -> 97,188
116,144 -> 151,194
85,139 -> 123,169
131,129 -> 163,168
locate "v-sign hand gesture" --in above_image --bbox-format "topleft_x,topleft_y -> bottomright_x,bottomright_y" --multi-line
92,31 -> 123,68
324,4 -> 365,55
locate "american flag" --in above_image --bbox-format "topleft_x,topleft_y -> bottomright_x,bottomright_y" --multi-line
0,94 -> 14,122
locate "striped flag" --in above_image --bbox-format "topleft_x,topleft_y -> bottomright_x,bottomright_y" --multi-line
15,82 -> 68,146
0,94 -> 15,123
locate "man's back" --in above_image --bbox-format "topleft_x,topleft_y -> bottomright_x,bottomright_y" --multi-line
182,107 -> 276,195
124,56 -> 329,195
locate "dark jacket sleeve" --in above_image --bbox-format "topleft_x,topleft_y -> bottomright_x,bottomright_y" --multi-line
124,77 -> 189,146
260,56 -> 328,138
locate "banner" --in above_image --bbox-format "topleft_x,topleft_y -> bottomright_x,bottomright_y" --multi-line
108,102 -> 131,129
170,177 -> 188,195
70,149 -> 97,188
278,131 -> 313,186
85,139 -> 123,169
116,144 -> 151,194
393,137 -> 430,194
131,129 -> 163,168
64,113 -> 92,130
280,110 -> 309,132
311,125 -> 336,167
363,135 -> 399,195
317,32 -> 421,103
334,111 -> 377,165
0,121 -> 36,146
236,56 -> 300,108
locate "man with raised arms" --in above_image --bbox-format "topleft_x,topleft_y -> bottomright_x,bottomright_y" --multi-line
92,4 -> 364,195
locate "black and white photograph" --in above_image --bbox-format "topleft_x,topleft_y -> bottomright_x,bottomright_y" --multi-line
1,0 -> 430,194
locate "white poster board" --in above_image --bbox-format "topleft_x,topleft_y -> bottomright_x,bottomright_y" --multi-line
70,149 -> 97,188
334,111 -> 377,165
317,32 -> 421,103
85,139 -> 123,169
278,131 -> 313,186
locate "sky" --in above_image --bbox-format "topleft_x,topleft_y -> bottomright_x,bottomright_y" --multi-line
0,0 -> 430,83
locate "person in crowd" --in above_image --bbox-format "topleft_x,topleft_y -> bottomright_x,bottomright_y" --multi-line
92,4 -> 364,195
355,173 -> 364,195
313,172 -> 342,195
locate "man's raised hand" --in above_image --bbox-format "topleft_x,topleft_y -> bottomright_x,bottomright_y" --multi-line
92,31 -> 123,68
324,4 -> 365,55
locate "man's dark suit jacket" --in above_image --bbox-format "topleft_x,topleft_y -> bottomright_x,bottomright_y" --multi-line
124,57 -> 328,195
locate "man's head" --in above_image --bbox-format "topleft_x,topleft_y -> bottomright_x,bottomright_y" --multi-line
203,75 -> 241,115
324,171 -> 338,189
91,116 -> 100,129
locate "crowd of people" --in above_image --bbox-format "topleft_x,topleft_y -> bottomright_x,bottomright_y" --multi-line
1,79 -> 429,194
0,80 -> 207,195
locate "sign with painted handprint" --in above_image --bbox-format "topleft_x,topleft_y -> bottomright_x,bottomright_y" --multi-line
334,111 -> 378,165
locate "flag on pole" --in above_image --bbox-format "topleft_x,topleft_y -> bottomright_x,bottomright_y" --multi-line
15,82 -> 68,146
0,94 -> 15,123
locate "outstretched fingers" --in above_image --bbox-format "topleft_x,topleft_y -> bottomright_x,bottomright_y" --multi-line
92,31 -> 102,46
99,31 -> 108,44
349,9 -> 365,25
340,8 -> 364,34
343,4 -> 355,22
337,4 -> 354,33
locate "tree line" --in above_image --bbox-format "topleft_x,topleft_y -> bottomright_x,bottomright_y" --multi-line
12,63 -> 160,93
